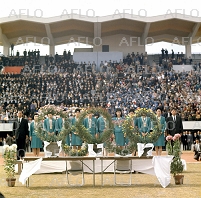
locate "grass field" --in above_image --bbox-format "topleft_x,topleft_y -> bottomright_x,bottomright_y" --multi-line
0,162 -> 201,198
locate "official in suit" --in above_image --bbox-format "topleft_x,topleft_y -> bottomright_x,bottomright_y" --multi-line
13,111 -> 29,160
187,131 -> 193,150
71,109 -> 82,149
193,139 -> 201,161
181,131 -> 188,150
166,108 -> 183,136
154,108 -> 166,156
44,113 -> 56,135
84,113 -> 97,138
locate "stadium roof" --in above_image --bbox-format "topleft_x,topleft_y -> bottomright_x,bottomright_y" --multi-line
0,13 -> 201,46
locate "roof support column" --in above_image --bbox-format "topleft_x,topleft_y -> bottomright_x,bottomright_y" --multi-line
93,17 -> 102,52
0,27 -> 10,56
185,44 -> 191,59
49,45 -> 55,57
140,22 -> 150,53
44,24 -> 55,56
186,22 -> 201,58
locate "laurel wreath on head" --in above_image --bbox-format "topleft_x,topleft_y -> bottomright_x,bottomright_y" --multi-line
35,105 -> 71,142
73,107 -> 114,146
122,108 -> 162,150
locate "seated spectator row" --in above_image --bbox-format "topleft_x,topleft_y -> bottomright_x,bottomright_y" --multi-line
1,63 -> 201,119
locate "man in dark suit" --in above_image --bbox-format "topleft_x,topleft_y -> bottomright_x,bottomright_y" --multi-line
13,111 -> 29,160
193,139 -> 201,161
166,108 -> 183,136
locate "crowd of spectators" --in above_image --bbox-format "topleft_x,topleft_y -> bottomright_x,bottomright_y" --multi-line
1,48 -> 201,121
1,48 -> 201,75
0,49 -> 72,67
1,52 -> 201,155
160,48 -> 193,65
1,53 -> 201,121
159,48 -> 201,72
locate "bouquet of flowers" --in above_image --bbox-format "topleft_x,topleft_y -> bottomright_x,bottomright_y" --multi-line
63,144 -> 88,156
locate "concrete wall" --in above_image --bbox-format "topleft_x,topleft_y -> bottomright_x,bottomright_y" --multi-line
173,65 -> 193,72
73,52 -> 123,68
100,34 -> 146,57
74,48 -> 93,52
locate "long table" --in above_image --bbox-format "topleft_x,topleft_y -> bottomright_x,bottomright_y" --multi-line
22,157 -> 96,187
99,156 -> 153,186
19,156 -> 173,188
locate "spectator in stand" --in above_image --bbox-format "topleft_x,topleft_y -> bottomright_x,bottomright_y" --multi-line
45,54 -> 49,66
171,49 -> 174,59
1,54 -> 201,122
37,49 -> 40,60
49,54 -> 54,65
16,50 -> 20,58
161,48 -> 165,59
63,49 -> 67,60
165,49 -> 168,59
23,49 -> 27,62
67,50 -> 71,60
30,101 -> 36,116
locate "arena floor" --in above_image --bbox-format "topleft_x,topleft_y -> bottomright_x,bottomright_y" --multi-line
0,151 -> 201,198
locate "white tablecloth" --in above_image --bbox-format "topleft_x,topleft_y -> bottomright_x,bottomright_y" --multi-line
19,156 -> 178,188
